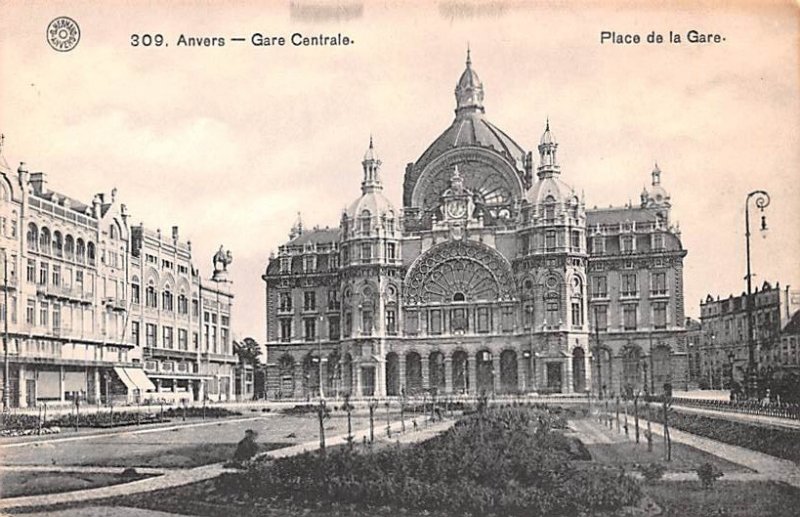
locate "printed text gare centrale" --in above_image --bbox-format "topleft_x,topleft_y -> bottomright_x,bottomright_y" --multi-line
174,33 -> 354,47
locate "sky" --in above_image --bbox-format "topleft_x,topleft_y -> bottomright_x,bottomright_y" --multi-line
1,0 -> 798,341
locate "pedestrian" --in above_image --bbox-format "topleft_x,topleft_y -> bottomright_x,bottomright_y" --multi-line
231,429 -> 259,467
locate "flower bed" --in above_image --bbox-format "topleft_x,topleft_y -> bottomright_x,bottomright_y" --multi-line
655,410 -> 800,463
216,407 -> 640,516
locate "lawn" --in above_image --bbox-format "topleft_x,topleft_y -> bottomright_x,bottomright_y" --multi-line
584,437 -> 750,473
0,470 -> 155,498
75,442 -> 292,468
642,480 -> 800,517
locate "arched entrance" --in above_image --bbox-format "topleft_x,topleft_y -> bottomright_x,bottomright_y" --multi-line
278,354 -> 295,399
572,347 -> 586,392
452,350 -> 469,394
500,350 -> 518,393
622,346 -> 642,397
386,352 -> 400,396
429,352 -> 446,392
406,352 -> 423,395
476,350 -> 494,394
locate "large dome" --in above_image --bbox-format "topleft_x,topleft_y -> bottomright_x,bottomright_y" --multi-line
345,191 -> 395,220
527,175 -> 578,206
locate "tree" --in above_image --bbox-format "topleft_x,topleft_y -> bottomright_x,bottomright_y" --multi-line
234,337 -> 262,366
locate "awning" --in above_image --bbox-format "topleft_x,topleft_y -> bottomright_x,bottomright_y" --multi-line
114,367 -> 156,392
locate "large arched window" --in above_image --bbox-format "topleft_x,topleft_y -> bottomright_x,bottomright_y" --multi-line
87,242 -> 96,266
146,283 -> 157,308
76,238 -> 86,264
178,292 -> 188,314
64,235 -> 75,260
40,227 -> 51,254
26,223 -> 38,251
53,231 -> 63,257
162,286 -> 174,312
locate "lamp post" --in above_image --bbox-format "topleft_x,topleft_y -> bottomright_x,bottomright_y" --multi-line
318,315 -> 325,400
744,190 -> 770,398
2,248 -> 9,413
592,306 -> 603,400
527,305 -> 535,393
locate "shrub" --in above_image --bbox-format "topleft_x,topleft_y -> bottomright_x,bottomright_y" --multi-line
696,462 -> 724,489
638,462 -> 667,483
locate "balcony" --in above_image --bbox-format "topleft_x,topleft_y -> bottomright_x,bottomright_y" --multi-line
104,297 -> 127,312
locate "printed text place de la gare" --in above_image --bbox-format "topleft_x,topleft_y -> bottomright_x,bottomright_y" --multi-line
600,30 -> 725,44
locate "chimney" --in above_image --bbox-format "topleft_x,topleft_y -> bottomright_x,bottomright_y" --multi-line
30,172 -> 47,194
172,226 -> 179,241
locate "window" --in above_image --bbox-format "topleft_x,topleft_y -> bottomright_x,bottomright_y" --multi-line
651,272 -> 667,295
360,243 -> 372,263
279,292 -> 293,312
591,276 -> 608,298
146,285 -> 157,308
51,265 -> 60,287
192,299 -> 199,317
360,210 -> 371,234
279,319 -> 292,342
131,321 -> 140,346
386,242 -> 396,261
327,290 -> 339,311
39,301 -> 49,326
523,303 -> 533,329
303,255 -> 316,273
429,309 -> 442,335
26,259 -> 35,283
621,273 -> 638,297
572,301 -> 583,328
544,202 -> 555,222
146,323 -> 157,347
39,262 -> 49,286
26,223 -> 38,251
654,304 -> 667,329
652,233 -> 665,251
621,235 -> 634,253
546,301 -> 559,326
26,299 -> 35,325
344,312 -> 352,336
303,291 -> 316,311
304,318 -> 316,341
593,306 -> 608,331
362,309 -> 373,335
545,231 -> 556,252
592,235 -> 605,254
178,294 -> 188,314
162,288 -> 174,312
279,257 -> 291,274
451,308 -> 467,333
75,271 -> 84,289
52,304 -> 60,330
131,282 -> 140,304
502,307 -> 513,332
163,326 -> 173,349
192,332 -> 199,350
405,311 -> 418,335
161,259 -> 173,270
623,305 -> 637,330
571,230 -> 580,250
328,316 -> 340,340
477,307 -> 491,333
385,309 -> 396,335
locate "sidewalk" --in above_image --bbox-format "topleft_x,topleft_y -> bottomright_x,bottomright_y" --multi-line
671,404 -> 800,430
0,416 -> 455,511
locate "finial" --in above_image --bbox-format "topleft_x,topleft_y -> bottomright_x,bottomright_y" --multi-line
546,117 -> 550,131
466,43 -> 471,67
369,134 -> 373,149
0,133 -> 4,152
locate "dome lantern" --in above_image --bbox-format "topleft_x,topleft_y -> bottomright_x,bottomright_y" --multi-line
454,47 -> 485,116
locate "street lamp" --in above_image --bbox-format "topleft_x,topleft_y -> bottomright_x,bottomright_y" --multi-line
318,315 -> 325,400
592,306 -> 603,400
744,190 -> 770,398
526,305 -> 535,393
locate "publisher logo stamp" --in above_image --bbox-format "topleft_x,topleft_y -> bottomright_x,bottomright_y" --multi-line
47,17 -> 81,52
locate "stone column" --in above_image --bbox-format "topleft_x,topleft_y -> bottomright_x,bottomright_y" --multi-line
198,379 -> 205,401
375,357 -> 387,398
444,355 -> 453,394
421,355 -> 430,391
17,365 -> 26,408
92,368 -> 101,404
492,354 -> 501,394
584,351 -> 592,394
468,355 -> 477,395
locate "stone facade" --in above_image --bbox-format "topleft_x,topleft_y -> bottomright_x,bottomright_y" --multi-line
263,53 -> 689,399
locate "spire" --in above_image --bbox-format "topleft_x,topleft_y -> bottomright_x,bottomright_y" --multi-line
289,212 -> 304,240
455,48 -> 485,116
361,135 -> 383,193
652,161 -> 661,186
537,119 -> 560,178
